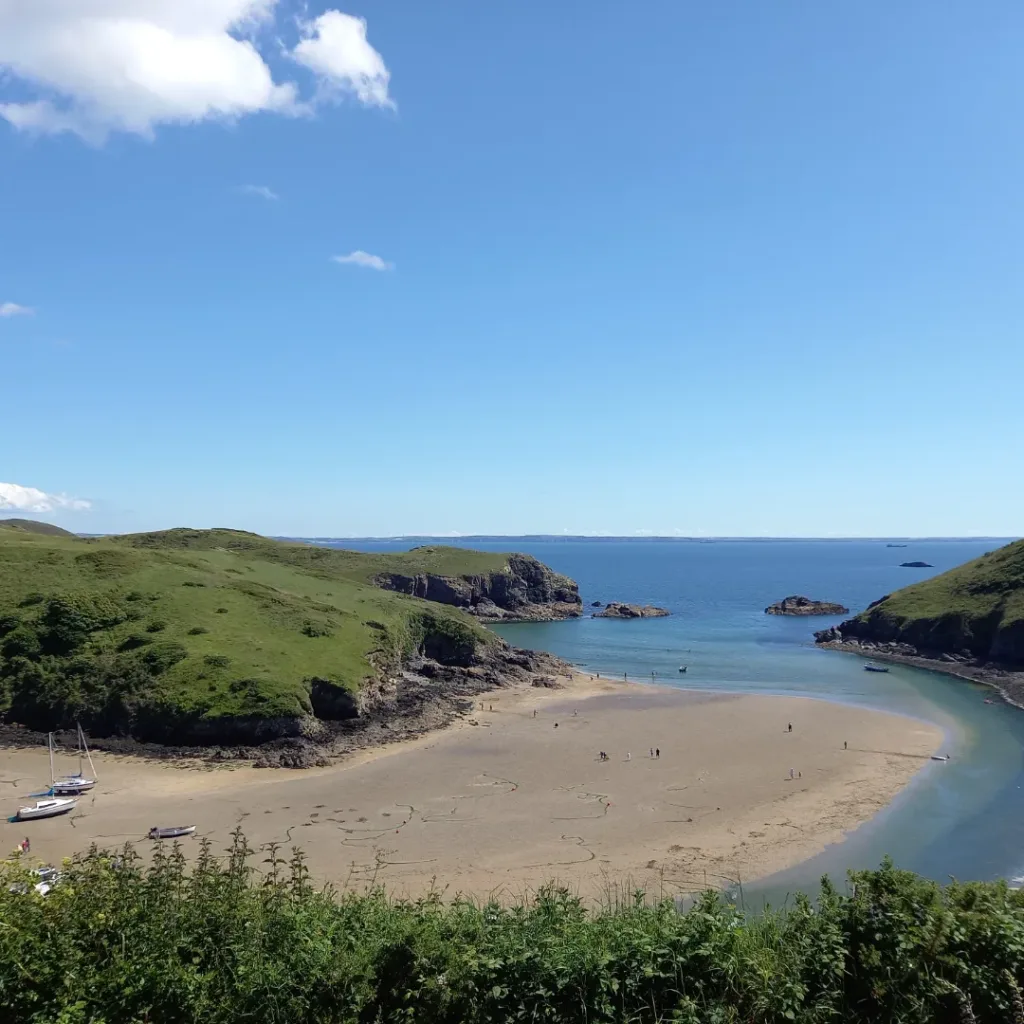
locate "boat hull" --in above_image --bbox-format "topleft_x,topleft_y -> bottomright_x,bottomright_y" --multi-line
17,799 -> 77,821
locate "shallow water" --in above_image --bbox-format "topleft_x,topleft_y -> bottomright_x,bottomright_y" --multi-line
323,537 -> 1024,900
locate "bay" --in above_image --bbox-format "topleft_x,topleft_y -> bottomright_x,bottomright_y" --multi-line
320,537 -> 1024,902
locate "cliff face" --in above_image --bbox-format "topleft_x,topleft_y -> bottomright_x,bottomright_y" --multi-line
373,553 -> 582,622
815,539 -> 1024,668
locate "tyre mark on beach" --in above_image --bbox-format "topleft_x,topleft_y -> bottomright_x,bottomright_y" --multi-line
518,834 -> 597,870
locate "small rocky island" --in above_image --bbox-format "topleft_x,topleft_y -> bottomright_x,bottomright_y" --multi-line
594,603 -> 670,619
900,561 -> 933,568
765,596 -> 849,617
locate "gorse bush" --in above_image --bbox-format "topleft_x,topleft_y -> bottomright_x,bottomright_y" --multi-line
2,837 -> 1024,1023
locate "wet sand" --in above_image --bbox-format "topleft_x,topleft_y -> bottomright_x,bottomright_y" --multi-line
0,676 -> 943,899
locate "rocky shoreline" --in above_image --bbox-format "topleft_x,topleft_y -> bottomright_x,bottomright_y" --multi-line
0,644 -> 575,769
814,635 -> 1024,709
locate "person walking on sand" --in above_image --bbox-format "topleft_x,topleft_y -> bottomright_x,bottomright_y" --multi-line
626,751 -> 631,761
789,768 -> 795,780
656,748 -> 660,759
650,747 -> 654,758
844,740 -> 848,750
788,723 -> 792,733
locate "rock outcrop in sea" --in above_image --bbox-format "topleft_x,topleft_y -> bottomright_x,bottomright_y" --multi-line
594,603 -> 670,619
765,596 -> 849,616
900,561 -> 934,568
373,553 -> 582,622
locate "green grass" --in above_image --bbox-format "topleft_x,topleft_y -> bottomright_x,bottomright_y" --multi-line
850,539 -> 1024,659
0,528 -> 504,740
3,840 -> 1024,1024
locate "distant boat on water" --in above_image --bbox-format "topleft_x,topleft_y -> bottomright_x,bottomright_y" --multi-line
886,544 -> 908,548
864,664 -> 890,673
678,666 -> 687,673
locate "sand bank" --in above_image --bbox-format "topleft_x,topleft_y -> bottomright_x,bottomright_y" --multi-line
0,676 -> 943,899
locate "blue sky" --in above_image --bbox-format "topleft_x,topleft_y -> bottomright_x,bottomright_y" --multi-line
2,1 -> 1022,537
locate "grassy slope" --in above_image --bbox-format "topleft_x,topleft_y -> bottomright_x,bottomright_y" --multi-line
0,518 -> 75,537
0,529 -> 503,735
849,539 -> 1024,658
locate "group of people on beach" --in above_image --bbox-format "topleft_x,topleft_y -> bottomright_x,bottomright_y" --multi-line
597,747 -> 660,762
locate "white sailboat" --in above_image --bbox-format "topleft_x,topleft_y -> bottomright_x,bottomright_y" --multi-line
51,724 -> 97,795
11,737 -> 78,821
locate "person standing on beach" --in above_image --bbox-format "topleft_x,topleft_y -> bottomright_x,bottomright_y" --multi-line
788,723 -> 792,733
626,751 -> 631,761
650,747 -> 654,758
656,748 -> 660,759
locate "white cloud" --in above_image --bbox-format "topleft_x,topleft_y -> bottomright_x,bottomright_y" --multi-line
292,11 -> 394,109
0,2 -> 393,141
240,183 -> 279,200
0,302 -> 33,317
332,250 -> 394,271
0,482 -> 91,513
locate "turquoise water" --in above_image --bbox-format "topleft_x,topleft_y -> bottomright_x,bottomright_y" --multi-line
328,538 -> 1024,898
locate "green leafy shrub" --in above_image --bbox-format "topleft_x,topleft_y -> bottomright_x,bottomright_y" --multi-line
2,845 -> 1024,1024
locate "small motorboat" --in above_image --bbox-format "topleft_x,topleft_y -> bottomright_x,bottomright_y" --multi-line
148,825 -> 196,840
678,666 -> 687,673
931,754 -> 950,762
14,798 -> 77,821
864,665 -> 890,673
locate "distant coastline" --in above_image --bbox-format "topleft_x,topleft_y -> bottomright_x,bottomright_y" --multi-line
284,535 -> 1020,545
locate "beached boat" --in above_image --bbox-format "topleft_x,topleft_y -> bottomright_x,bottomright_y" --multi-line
15,797 -> 76,821
148,825 -> 196,840
51,724 -> 97,795
864,665 -> 890,673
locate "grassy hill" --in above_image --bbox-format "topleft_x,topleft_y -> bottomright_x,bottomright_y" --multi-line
0,527 -> 543,748
822,539 -> 1024,664
0,518 -> 75,537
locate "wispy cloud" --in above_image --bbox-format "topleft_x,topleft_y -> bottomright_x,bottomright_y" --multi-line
332,251 -> 394,271
0,482 -> 91,513
240,184 -> 279,201
0,302 -> 33,317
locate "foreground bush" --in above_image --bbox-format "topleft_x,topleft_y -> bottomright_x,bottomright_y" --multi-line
2,833 -> 1024,1023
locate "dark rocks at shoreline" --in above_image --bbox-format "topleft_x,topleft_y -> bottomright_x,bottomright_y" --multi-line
374,553 -> 582,622
594,603 -> 670,619
591,600 -> 603,607
0,645 -> 575,769
900,561 -> 933,568
765,595 -> 849,617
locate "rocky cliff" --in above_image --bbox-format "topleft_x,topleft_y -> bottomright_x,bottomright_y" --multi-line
814,539 -> 1024,691
765,596 -> 849,616
372,553 -> 582,622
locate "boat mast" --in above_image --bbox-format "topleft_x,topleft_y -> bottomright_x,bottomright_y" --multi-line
80,723 -> 97,780
48,732 -> 55,789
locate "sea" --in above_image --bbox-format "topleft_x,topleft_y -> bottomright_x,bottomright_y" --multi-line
308,537 -> 1024,904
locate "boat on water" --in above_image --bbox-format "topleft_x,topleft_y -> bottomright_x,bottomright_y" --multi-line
148,825 -> 197,840
864,665 -> 890,673
678,666 -> 687,673
14,797 -> 77,821
51,724 -> 98,795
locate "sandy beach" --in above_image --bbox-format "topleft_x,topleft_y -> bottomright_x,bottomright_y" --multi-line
0,675 -> 943,899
